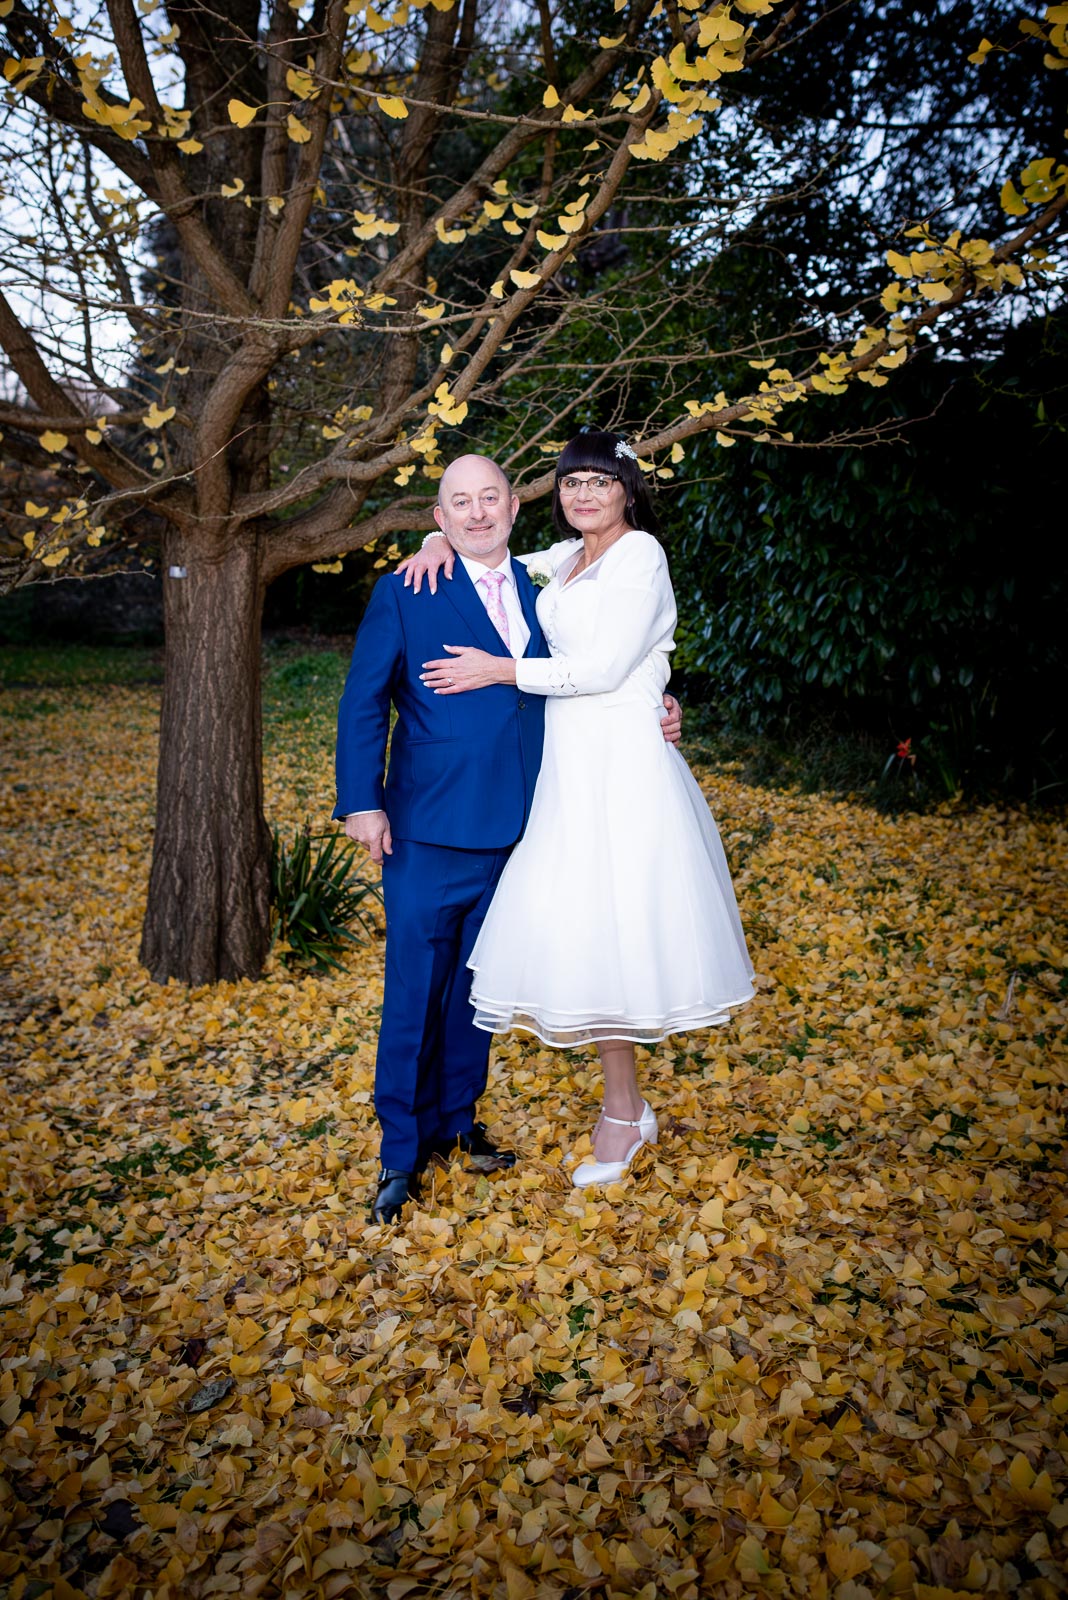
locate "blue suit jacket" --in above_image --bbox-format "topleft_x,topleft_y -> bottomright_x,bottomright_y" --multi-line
333,560 -> 550,850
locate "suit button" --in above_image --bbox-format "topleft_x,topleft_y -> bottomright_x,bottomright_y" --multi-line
518,697 -> 527,709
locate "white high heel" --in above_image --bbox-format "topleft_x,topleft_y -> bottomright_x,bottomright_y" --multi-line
571,1101 -> 658,1188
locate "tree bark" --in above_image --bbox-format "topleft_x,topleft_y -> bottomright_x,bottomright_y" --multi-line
140,526 -> 271,985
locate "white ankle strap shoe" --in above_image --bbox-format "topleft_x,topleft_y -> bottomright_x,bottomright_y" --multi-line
572,1100 -> 658,1188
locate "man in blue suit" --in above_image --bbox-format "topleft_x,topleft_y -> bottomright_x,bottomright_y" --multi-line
334,454 -> 679,1222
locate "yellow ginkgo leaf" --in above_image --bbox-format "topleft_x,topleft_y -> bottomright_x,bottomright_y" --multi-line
286,67 -> 315,99
25,501 -> 48,518
440,343 -> 454,365
537,229 -> 568,250
509,269 -> 541,289
352,213 -> 400,239
177,137 -> 202,153
416,302 -> 445,320
142,402 -> 175,428
502,219 -> 522,236
598,33 -> 625,46
542,84 -> 559,108
489,280 -> 505,299
39,431 -> 68,453
670,441 -> 684,463
312,559 -> 343,573
435,217 -> 466,244
715,431 -> 736,447
227,97 -> 258,127
376,95 -> 408,119
287,113 -> 311,143
40,547 -> 69,567
561,103 -> 591,122
512,202 -> 538,219
221,177 -> 245,197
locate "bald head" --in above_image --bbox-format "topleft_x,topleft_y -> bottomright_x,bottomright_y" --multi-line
434,453 -> 519,567
437,453 -> 511,506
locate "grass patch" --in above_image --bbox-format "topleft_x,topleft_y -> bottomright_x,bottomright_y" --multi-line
263,643 -> 347,728
0,643 -> 162,688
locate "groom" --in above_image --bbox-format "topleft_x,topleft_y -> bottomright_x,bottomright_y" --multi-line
333,454 -> 679,1223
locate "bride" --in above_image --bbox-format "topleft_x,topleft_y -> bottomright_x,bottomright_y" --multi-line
413,431 -> 755,1187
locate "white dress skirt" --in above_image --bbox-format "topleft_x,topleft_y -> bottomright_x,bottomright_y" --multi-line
467,529 -> 755,1047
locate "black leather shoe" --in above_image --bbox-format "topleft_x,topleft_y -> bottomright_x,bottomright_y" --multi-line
370,1168 -> 419,1224
429,1122 -> 516,1172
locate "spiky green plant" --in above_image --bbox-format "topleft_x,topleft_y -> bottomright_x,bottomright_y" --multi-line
269,823 -> 382,972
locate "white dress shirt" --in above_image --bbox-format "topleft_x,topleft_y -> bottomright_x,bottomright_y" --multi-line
458,551 -> 530,659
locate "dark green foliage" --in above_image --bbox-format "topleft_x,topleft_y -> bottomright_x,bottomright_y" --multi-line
670,316 -> 1068,799
268,822 -> 382,971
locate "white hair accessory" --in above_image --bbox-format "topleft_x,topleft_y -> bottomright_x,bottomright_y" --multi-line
614,439 -> 638,461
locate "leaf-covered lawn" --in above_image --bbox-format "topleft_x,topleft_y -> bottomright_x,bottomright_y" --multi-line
1,673 -> 1066,1600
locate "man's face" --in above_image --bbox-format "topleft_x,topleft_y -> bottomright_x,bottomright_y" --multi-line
434,455 -> 519,567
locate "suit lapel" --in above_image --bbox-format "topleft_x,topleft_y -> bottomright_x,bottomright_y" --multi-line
513,562 -> 544,657
440,560 -> 510,657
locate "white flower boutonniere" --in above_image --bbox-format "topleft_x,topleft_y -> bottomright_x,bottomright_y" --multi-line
525,554 -> 554,589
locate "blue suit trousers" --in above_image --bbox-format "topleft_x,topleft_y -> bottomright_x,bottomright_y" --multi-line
376,837 -> 510,1171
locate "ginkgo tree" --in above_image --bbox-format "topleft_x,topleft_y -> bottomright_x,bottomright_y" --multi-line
0,0 -> 1065,985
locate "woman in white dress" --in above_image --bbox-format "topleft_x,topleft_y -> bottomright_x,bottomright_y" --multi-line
417,432 -> 755,1186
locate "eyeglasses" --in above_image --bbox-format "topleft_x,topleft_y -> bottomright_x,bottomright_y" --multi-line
558,475 -> 619,495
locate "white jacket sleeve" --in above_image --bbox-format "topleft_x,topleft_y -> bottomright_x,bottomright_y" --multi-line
516,531 -> 676,698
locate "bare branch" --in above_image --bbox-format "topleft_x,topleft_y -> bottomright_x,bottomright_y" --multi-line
0,289 -> 153,493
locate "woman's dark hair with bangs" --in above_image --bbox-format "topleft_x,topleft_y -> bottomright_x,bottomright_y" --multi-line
551,430 -> 659,539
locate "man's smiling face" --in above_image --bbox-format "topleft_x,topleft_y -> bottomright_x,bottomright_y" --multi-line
434,455 -> 519,567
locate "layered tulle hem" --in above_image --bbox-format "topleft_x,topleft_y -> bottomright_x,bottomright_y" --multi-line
469,987 -> 756,1048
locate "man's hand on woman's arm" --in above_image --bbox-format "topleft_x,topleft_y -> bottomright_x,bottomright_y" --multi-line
395,533 -> 454,594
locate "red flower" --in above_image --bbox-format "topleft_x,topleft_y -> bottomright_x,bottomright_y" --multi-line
895,738 -> 915,766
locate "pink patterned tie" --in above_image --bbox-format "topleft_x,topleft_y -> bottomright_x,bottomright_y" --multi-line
477,570 -> 511,650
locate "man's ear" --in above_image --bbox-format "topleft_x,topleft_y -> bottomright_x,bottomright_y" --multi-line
509,496 -> 520,524
433,504 -> 446,531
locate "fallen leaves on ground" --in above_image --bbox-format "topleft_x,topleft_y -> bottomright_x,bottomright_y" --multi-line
0,681 -> 1066,1599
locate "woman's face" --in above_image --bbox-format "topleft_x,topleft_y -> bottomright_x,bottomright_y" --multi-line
558,470 -> 629,537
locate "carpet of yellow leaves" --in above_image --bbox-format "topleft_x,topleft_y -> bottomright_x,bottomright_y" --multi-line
1,682 -> 1067,1600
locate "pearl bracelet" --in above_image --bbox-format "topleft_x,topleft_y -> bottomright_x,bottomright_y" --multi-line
421,531 -> 447,548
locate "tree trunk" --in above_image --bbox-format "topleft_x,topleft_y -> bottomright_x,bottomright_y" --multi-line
140,527 -> 272,984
